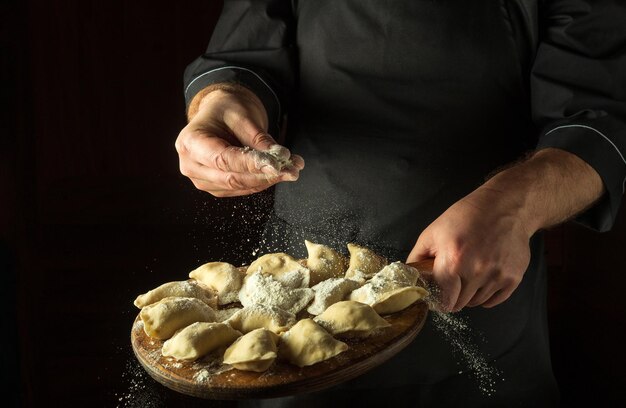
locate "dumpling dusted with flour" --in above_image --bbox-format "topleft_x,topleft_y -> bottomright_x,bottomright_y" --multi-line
227,304 -> 296,334
140,297 -> 217,340
375,262 -> 422,286
239,271 -> 314,315
134,280 -> 216,309
344,243 -> 387,283
313,300 -> 390,338
305,240 -> 348,285
307,278 -> 360,316
279,319 -> 348,367
189,261 -> 243,305
162,322 -> 241,361
223,328 -> 279,372
246,253 -> 310,288
349,274 -> 429,315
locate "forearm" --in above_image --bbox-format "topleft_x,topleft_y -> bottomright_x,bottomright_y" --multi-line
476,147 -> 605,237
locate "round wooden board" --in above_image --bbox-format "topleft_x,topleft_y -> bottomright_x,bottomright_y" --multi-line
131,300 -> 428,400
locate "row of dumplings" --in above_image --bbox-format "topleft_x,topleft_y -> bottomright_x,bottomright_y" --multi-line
133,241 -> 430,370
189,241 -> 429,315
140,300 -> 389,370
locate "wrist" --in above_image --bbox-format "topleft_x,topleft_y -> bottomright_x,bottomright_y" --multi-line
476,171 -> 540,239
187,83 -> 267,124
464,181 -> 536,240
478,148 -> 604,236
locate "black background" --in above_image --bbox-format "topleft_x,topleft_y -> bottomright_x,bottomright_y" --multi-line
2,1 -> 625,406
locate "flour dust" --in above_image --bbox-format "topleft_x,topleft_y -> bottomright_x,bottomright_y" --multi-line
189,188 -> 355,265
115,358 -> 164,408
431,311 -> 503,396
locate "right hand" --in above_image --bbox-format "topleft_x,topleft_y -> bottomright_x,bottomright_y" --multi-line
175,86 -> 304,197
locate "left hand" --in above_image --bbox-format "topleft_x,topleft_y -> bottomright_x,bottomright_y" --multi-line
406,187 -> 533,312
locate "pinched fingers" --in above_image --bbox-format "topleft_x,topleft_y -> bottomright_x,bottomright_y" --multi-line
289,154 -> 305,170
181,133 -> 278,175
182,161 -> 297,197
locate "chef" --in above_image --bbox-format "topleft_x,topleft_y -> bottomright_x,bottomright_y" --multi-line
175,1 -> 626,406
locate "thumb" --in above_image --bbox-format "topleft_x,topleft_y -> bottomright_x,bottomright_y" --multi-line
223,107 -> 279,152
227,115 -> 294,173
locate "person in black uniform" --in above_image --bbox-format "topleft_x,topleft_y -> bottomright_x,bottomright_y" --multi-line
175,1 -> 626,406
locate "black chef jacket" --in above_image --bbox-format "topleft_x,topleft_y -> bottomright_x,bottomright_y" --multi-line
183,1 -> 626,406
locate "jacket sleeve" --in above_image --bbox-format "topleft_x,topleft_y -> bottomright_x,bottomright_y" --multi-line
531,0 -> 626,231
184,0 -> 297,137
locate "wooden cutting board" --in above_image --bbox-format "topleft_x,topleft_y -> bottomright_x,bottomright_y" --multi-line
130,259 -> 433,400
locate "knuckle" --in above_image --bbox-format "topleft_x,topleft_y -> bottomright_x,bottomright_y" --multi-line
224,173 -> 245,190
174,139 -> 183,154
174,136 -> 186,155
175,126 -> 196,152
190,179 -> 203,190
445,247 -> 465,270
251,131 -> 272,147
179,162 -> 192,177
211,191 -> 229,198
497,270 -> 521,287
211,150 -> 230,171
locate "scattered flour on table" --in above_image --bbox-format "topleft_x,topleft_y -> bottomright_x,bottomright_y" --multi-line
431,311 -> 502,396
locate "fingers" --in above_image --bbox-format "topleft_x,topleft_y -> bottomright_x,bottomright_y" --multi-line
439,264 -> 523,311
409,237 -> 521,311
183,133 -> 272,175
482,280 -> 519,308
178,130 -> 303,195
452,277 -> 482,312
289,154 -> 305,170
222,105 -> 277,151
465,281 -> 498,307
434,273 -> 463,313
182,159 -> 299,197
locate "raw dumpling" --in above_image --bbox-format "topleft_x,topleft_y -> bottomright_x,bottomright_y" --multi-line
223,328 -> 279,372
134,280 -> 216,309
305,240 -> 348,285
307,278 -> 360,316
239,271 -> 314,315
246,253 -> 310,288
344,243 -> 387,282
140,296 -> 217,340
313,300 -> 390,338
189,262 -> 243,305
227,304 -> 296,334
161,322 -> 241,361
279,319 -> 348,367
349,276 -> 429,315
214,307 -> 242,323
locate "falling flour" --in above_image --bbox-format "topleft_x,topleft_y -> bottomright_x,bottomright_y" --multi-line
431,311 -> 502,396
